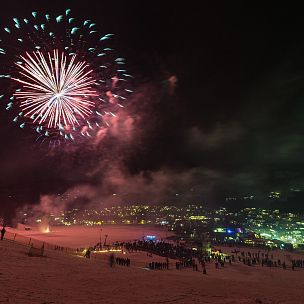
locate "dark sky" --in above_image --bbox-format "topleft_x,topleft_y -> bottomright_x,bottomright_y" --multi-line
1,1 -> 304,218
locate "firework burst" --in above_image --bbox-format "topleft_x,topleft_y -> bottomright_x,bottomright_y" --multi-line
0,9 -> 132,145
14,50 -> 97,129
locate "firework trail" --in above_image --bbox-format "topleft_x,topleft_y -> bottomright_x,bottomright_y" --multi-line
0,9 -> 132,145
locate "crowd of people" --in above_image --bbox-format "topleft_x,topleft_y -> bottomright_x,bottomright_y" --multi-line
175,258 -> 195,269
124,240 -> 197,261
123,239 -> 304,274
291,259 -> 304,270
124,240 -> 215,274
116,257 -> 130,267
221,249 -> 304,271
54,245 -> 66,251
148,261 -> 169,270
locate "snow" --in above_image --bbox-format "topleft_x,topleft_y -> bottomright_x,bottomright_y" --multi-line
0,226 -> 303,303
6,224 -> 172,248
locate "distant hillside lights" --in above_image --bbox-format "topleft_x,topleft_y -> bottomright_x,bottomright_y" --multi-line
15,204 -> 304,246
269,191 -> 281,199
225,195 -> 254,201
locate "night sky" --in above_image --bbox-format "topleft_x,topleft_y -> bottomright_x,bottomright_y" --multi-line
1,1 -> 304,219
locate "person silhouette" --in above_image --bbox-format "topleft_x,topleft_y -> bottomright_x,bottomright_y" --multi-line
0,226 -> 6,240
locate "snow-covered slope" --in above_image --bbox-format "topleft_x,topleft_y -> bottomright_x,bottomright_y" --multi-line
0,238 -> 303,304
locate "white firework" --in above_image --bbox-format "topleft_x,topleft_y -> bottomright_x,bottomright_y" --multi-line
13,49 -> 98,129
